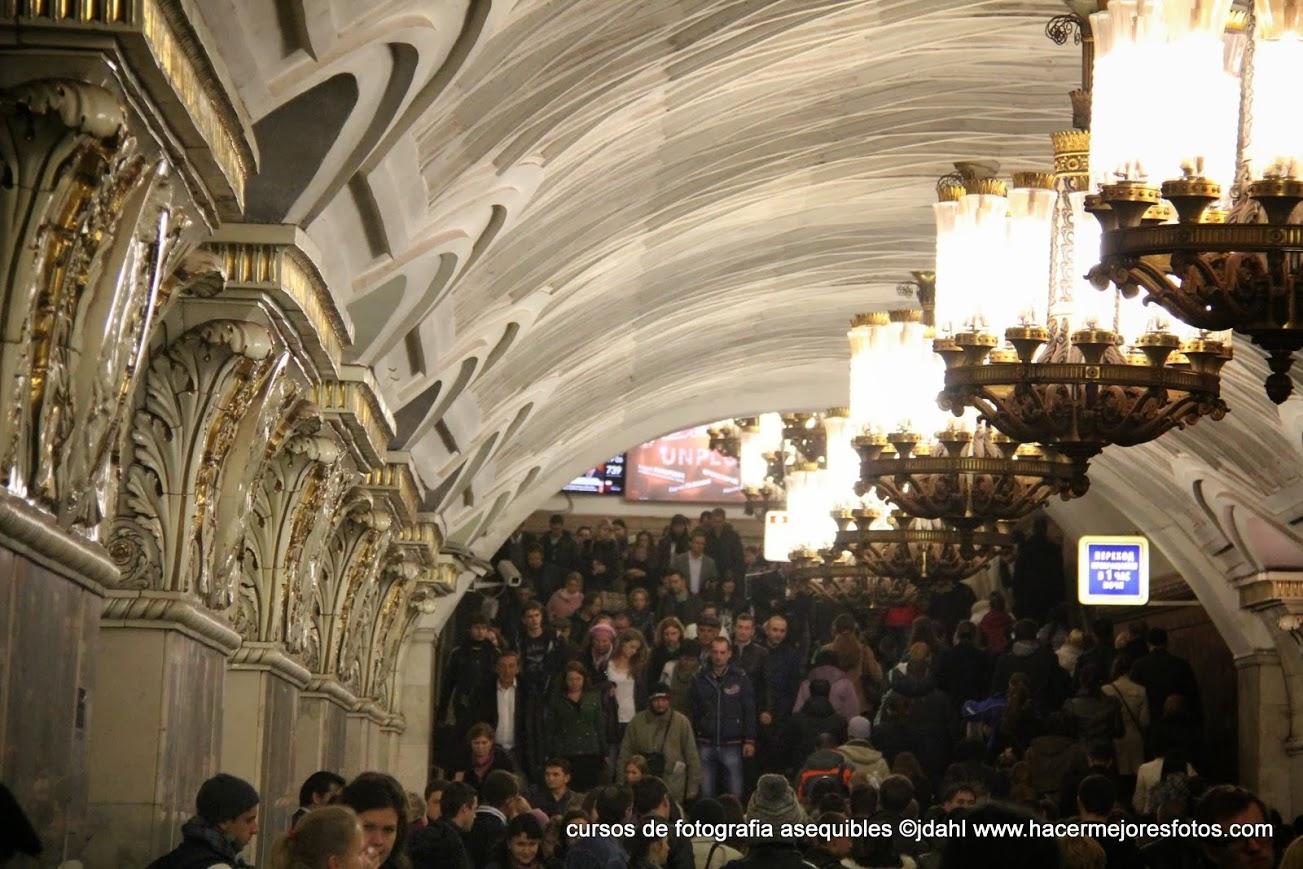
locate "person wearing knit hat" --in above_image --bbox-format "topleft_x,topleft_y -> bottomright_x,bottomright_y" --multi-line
747,774 -> 806,828
146,773 -> 259,869
718,776 -> 811,869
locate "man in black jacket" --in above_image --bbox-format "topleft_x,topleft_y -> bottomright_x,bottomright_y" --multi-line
439,614 -> 499,740
146,774 -> 259,869
755,615 -> 802,775
541,514 -> 579,572
935,621 -> 991,712
706,508 -> 746,582
1130,627 -> 1201,726
990,618 -> 1069,711
467,769 -> 518,867
519,544 -> 563,601
409,780 -> 476,869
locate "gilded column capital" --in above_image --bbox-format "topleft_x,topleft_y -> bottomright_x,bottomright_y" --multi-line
1,78 -> 198,540
106,318 -> 287,609
3,0 -> 257,219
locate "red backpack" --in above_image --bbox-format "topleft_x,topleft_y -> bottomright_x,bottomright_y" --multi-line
796,750 -> 853,800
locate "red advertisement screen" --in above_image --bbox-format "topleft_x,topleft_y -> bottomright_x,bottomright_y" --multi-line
624,425 -> 744,504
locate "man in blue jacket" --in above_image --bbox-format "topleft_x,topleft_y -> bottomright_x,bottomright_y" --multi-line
690,637 -> 756,797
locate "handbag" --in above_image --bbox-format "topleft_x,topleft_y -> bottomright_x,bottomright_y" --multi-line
644,716 -> 672,777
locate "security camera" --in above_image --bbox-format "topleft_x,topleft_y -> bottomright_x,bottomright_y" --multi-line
497,560 -> 522,587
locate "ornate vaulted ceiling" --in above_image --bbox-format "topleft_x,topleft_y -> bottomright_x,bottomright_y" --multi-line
197,0 -> 1303,609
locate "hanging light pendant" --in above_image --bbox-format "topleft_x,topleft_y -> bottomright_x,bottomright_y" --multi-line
1086,0 -> 1303,403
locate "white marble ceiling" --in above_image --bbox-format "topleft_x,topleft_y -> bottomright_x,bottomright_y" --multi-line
196,0 -> 1303,607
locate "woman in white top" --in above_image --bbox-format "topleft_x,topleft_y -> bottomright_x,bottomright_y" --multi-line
607,627 -> 649,731
1101,656 -> 1150,777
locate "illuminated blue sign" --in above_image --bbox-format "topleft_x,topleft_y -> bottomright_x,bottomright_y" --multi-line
1077,535 -> 1149,606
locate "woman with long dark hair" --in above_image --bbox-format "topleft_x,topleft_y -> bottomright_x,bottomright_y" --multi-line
655,515 -> 692,569
336,773 -> 411,869
543,662 -> 608,790
647,617 -> 685,686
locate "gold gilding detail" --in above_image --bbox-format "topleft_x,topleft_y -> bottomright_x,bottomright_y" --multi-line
214,243 -> 350,368
851,312 -> 890,328
314,380 -> 393,466
966,177 -> 1007,198
16,0 -> 130,22
1012,171 -> 1054,190
1051,129 -> 1090,179
139,0 -> 248,205
364,463 -> 421,524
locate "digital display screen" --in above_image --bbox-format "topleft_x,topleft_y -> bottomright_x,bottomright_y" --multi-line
561,455 -> 626,495
624,425 -> 744,504
1077,535 -> 1149,606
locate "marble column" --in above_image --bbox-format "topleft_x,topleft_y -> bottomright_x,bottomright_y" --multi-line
221,645 -> 312,864
0,495 -> 114,865
1234,649 -> 1297,817
84,594 -> 239,866
294,678 -> 354,784
394,622 -> 438,792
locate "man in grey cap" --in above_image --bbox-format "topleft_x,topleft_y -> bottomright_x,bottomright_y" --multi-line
147,773 -> 259,868
618,682 -> 702,803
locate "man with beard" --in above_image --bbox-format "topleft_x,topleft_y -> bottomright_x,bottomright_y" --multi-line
618,682 -> 702,804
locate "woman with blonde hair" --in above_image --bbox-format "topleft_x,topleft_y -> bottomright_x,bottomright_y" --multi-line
270,805 -> 379,869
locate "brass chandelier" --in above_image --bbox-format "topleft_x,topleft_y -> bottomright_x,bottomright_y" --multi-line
848,276 -> 1084,530
1077,0 -> 1303,404
932,73 -> 1233,473
708,410 -> 832,517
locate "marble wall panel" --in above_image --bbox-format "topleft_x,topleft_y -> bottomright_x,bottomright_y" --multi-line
258,673 -> 299,861
84,627 -> 226,867
323,701 -> 346,773
0,545 -> 99,867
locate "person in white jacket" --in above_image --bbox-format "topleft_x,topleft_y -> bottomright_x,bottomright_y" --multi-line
1102,657 -> 1150,778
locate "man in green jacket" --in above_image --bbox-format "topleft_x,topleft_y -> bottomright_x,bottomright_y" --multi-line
618,682 -> 702,805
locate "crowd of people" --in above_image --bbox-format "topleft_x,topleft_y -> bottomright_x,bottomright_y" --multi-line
114,510 -> 1303,869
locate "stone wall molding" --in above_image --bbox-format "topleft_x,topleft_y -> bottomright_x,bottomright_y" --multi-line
0,490 -> 115,592
100,588 -> 242,655
303,675 -> 362,712
228,641 -> 312,690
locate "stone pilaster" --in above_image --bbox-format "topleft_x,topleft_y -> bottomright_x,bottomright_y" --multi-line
0,72 -> 205,866
222,645 -> 311,865
294,677 -> 356,787
85,593 -> 240,866
393,621 -> 439,792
